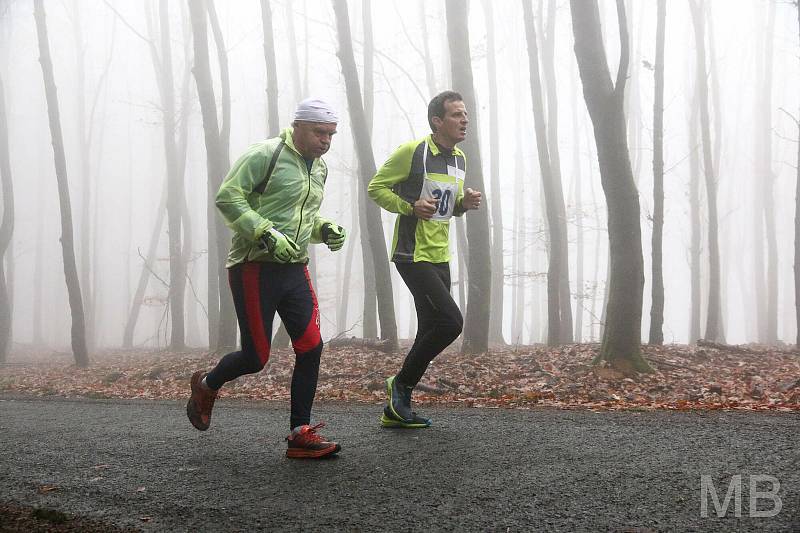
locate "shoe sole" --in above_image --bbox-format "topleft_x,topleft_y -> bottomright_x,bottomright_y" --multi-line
380,413 -> 431,429
286,444 -> 341,459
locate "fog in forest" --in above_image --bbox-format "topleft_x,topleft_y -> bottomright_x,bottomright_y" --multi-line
0,0 -> 798,359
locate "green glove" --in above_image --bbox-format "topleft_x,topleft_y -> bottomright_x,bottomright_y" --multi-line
321,223 -> 346,252
259,228 -> 300,263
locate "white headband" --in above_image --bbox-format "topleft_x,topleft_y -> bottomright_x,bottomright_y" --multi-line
293,98 -> 339,124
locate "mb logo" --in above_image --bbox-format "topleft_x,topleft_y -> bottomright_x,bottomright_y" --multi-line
700,474 -> 782,518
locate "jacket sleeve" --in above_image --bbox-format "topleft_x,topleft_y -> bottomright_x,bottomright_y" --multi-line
215,146 -> 273,241
368,142 -> 416,216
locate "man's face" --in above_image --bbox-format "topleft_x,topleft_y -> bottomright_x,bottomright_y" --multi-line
292,121 -> 337,159
433,99 -> 468,146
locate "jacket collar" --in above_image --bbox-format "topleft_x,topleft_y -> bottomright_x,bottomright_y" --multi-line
425,134 -> 462,157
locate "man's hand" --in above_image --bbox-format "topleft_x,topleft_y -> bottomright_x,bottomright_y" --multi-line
259,228 -> 300,263
413,198 -> 438,220
462,188 -> 482,210
321,223 -> 346,252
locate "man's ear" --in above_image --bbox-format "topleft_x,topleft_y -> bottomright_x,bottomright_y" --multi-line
431,116 -> 442,132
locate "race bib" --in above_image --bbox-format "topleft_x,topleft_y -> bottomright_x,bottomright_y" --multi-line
421,177 -> 459,221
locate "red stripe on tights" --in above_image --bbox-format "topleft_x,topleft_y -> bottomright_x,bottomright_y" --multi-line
242,263 -> 271,365
292,266 -> 321,354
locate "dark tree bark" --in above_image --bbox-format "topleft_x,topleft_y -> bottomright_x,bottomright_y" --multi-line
648,0 -> 666,345
482,0 -> 505,345
259,0 -> 279,137
34,0 -> 88,367
689,0 -> 724,343
570,0 -> 651,373
523,0 -> 571,346
445,0 -> 492,354
0,74 -> 13,362
188,0 -> 235,351
332,0 -> 398,346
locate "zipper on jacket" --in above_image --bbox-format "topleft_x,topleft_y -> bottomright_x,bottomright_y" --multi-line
296,162 -> 312,241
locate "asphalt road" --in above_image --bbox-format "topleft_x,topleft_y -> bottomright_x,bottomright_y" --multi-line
0,396 -> 798,532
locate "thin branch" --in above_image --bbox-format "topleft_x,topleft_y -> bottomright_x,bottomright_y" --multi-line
136,247 -> 169,288
185,272 -> 208,320
102,0 -> 152,44
779,107 -> 799,127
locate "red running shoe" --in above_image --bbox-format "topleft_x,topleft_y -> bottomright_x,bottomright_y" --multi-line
286,422 -> 341,459
186,371 -> 217,431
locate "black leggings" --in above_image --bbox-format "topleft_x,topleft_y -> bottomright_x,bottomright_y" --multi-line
206,262 -> 322,429
395,261 -> 463,387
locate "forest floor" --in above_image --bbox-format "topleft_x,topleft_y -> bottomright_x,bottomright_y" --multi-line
1,341 -> 799,411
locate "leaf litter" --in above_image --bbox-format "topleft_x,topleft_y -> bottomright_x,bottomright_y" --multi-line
1,343 -> 798,412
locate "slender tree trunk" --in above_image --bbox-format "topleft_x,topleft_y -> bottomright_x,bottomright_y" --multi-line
482,0 -> 505,345
689,0 -> 724,343
205,0 -> 236,349
648,0 -> 666,345
541,0 -> 573,343
570,0 -> 651,373
71,0 -> 94,351
523,0 -> 570,346
795,0 -> 800,348
760,3 -> 778,344
34,0 -> 88,367
689,87 -> 702,344
123,185 -> 167,348
419,2 -> 437,95
332,0 -> 398,346
188,0 -> 234,352
0,74 -> 13,362
156,0 -> 186,350
571,67 -> 584,343
445,0 -> 492,354
358,0 -> 378,338
260,0 -> 279,137
455,217 -> 468,312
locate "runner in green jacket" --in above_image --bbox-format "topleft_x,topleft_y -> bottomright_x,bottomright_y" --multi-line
369,91 -> 482,428
187,98 -> 346,459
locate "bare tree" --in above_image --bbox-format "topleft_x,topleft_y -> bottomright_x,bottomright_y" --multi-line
795,0 -> 800,348
260,0 -> 279,137
446,0 -> 492,353
332,0 -> 398,346
688,84 -> 702,344
570,0 -> 651,373
522,0 -> 571,346
34,0 -> 88,367
0,73 -> 13,362
689,0 -> 724,343
481,0 -> 505,345
648,0 -> 666,345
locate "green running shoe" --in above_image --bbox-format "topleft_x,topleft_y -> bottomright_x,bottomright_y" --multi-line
385,375 -> 414,421
380,406 -> 432,428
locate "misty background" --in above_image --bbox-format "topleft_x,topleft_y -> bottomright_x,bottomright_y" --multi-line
0,0 -> 798,358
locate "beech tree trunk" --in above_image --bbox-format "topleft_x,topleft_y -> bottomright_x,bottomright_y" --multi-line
482,0 -> 505,345
34,0 -> 88,367
689,0 -> 724,343
445,0 -> 492,354
570,0 -> 651,373
332,0 -> 398,346
0,74 -> 13,362
523,0 -> 571,346
648,0 -> 666,345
